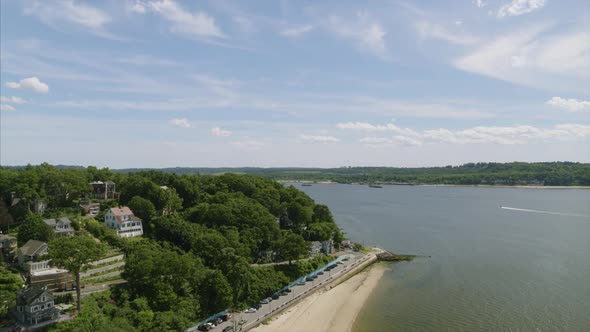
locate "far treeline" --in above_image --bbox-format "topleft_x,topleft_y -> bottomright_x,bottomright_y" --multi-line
104,162 -> 590,186
0,164 -> 343,331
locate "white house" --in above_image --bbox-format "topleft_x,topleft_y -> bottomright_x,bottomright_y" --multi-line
104,206 -> 143,238
43,217 -> 74,237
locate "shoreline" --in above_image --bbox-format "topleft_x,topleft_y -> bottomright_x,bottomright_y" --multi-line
280,180 -> 590,189
250,263 -> 387,332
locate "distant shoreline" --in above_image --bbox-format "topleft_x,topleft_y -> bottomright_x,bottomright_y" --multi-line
280,180 -> 590,189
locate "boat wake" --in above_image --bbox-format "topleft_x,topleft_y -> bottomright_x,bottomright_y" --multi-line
500,206 -> 590,219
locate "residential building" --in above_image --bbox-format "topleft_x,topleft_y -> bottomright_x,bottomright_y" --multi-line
90,181 -> 118,199
18,240 -> 50,274
105,206 -> 143,238
14,286 -> 59,326
17,240 -> 73,291
309,241 -> 322,256
321,239 -> 334,254
44,217 -> 75,237
79,201 -> 100,215
0,234 -> 17,259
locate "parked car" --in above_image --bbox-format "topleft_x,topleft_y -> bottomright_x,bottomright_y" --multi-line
285,288 -> 292,293
222,313 -> 232,321
214,318 -> 223,325
272,293 -> 280,299
245,308 -> 257,313
260,298 -> 270,304
306,276 -> 314,282
318,271 -> 324,275
222,327 -> 234,332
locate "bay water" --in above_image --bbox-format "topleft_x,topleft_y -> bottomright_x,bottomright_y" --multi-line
296,184 -> 590,331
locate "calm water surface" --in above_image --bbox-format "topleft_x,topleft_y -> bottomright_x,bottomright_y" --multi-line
296,184 -> 590,332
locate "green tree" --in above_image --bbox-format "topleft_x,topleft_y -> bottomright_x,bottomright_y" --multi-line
17,213 -> 54,246
48,236 -> 105,311
312,204 -> 334,223
0,264 -> 23,319
276,231 -> 308,264
127,196 -> 156,222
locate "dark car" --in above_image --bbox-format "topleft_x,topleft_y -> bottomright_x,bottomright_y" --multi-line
285,288 -> 292,293
222,327 -> 234,332
306,276 -> 314,282
214,318 -> 223,325
272,293 -> 280,299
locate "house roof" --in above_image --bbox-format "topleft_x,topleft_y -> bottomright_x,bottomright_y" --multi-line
44,217 -> 72,227
17,286 -> 53,304
19,240 -> 48,256
108,206 -> 141,222
0,234 -> 16,241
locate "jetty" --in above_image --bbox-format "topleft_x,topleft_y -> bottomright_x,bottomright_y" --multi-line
376,251 -> 416,262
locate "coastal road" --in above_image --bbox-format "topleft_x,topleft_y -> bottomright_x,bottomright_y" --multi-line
204,251 -> 374,332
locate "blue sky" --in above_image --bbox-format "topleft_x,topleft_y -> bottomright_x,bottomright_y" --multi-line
1,0 -> 589,168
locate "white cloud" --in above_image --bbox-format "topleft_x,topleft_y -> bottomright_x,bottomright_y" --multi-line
474,0 -> 487,8
454,25 -> 590,92
360,136 -> 422,146
346,121 -> 590,146
326,13 -> 387,59
129,1 -> 147,14
169,118 -> 191,128
337,122 -> 388,131
416,22 -> 478,45
281,25 -> 314,37
498,0 -> 545,18
5,77 -> 49,93
336,122 -> 420,136
547,97 -> 590,112
0,96 -> 28,104
24,0 -> 111,29
145,0 -> 224,39
0,104 -> 16,112
299,135 -> 340,142
211,127 -> 232,137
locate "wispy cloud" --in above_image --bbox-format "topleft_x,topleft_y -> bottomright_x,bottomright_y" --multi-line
326,13 -> 388,59
138,0 -> 225,39
547,97 -> 590,112
416,22 -> 478,45
117,54 -> 176,66
169,118 -> 191,128
474,0 -> 487,8
497,0 -> 546,18
299,135 -> 340,143
0,96 -> 28,104
5,76 -> 49,93
24,0 -> 111,29
211,127 -> 232,137
343,121 -> 590,146
454,24 -> 590,92
0,104 -> 16,112
281,25 -> 314,37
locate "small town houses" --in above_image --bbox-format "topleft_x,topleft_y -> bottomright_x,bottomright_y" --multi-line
104,206 -> 144,238
14,286 -> 59,326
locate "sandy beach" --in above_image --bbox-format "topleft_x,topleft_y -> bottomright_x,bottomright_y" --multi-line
251,264 -> 387,332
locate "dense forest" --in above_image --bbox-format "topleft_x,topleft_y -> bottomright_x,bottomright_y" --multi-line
0,164 -> 343,331
8,162 -> 587,186
111,162 -> 590,186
